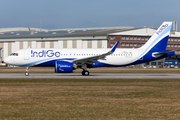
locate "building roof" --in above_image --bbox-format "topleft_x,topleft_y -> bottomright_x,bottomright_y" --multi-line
170,31 -> 180,37
0,26 -> 134,39
108,27 -> 180,38
0,30 -> 93,39
108,27 -> 157,36
0,27 -> 48,32
1,26 -> 180,39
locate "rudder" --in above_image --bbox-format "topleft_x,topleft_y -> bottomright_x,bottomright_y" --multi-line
140,22 -> 172,52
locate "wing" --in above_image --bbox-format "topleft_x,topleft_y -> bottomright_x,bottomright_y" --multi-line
73,41 -> 119,65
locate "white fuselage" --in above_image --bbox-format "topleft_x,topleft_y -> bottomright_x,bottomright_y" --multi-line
5,48 -> 140,67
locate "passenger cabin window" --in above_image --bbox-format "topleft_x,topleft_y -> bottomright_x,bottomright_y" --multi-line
10,53 -> 18,56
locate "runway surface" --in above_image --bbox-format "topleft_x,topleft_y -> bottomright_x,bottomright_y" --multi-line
0,73 -> 180,79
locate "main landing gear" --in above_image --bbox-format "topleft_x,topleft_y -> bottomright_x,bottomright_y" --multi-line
25,67 -> 29,76
81,64 -> 90,76
82,70 -> 89,76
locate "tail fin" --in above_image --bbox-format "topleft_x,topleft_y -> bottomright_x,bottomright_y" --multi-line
140,22 -> 172,51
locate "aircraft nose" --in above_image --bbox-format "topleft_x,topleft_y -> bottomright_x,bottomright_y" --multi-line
4,57 -> 11,64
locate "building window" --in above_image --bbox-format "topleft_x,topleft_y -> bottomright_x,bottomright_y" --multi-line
121,43 -> 125,46
126,43 -> 129,46
110,37 -> 115,40
171,45 -> 174,47
171,38 -> 173,41
174,39 -> 177,42
137,43 -> 141,47
178,39 -> 180,42
151,62 -> 156,66
121,36 -> 125,40
175,45 -> 177,47
141,43 -> 144,46
110,43 -> 115,47
167,44 -> 170,47
145,38 -> 148,41
134,43 -> 137,47
168,38 -> 171,41
133,37 -> 137,40
126,37 -> 129,40
137,37 -> 140,40
141,37 -> 145,40
130,37 -> 133,40
178,45 -> 180,48
130,43 -> 133,46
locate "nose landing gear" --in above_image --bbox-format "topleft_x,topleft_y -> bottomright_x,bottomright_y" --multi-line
25,67 -> 29,76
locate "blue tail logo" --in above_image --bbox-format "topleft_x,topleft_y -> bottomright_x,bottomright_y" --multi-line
156,24 -> 168,35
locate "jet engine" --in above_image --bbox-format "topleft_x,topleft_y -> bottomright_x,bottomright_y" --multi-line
55,61 -> 73,73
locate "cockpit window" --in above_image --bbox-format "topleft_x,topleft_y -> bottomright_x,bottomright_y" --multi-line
10,53 -> 18,56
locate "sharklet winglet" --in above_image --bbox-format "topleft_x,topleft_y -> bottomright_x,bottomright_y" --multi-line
110,41 -> 119,53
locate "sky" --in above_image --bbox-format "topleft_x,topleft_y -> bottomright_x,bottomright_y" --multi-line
0,0 -> 180,30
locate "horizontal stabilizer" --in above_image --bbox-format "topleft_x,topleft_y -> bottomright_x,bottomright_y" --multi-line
152,50 -> 174,57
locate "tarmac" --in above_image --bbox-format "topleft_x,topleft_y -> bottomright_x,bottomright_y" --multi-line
0,73 -> 180,79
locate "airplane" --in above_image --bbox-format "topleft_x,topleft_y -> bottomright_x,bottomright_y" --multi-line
4,21 -> 175,76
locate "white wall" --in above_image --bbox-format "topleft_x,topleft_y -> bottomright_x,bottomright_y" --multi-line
31,41 -> 36,48
23,41 -> 28,49
45,41 -> 50,48
102,40 -> 107,48
54,41 -> 58,49
37,42 -> 41,48
15,41 -> 20,51
92,41 -> 97,48
67,40 -> 72,48
82,41 -> 87,48
3,43 -> 8,59
58,41 -> 63,48
76,40 -> 82,48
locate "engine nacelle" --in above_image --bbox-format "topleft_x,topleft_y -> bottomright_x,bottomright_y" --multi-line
55,61 -> 73,73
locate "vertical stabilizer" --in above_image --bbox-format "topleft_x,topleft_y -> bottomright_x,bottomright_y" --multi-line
140,22 -> 172,51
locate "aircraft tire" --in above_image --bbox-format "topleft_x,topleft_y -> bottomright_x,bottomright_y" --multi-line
82,71 -> 85,76
84,71 -> 89,76
25,72 -> 29,76
82,71 -> 89,76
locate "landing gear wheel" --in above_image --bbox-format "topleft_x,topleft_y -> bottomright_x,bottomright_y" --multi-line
82,71 -> 89,76
82,71 -> 85,76
25,67 -> 30,76
84,71 -> 89,76
25,72 -> 29,76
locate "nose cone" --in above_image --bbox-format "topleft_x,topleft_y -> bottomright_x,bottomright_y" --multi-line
4,57 -> 11,64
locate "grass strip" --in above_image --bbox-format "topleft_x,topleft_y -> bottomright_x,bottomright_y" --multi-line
0,78 -> 180,119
